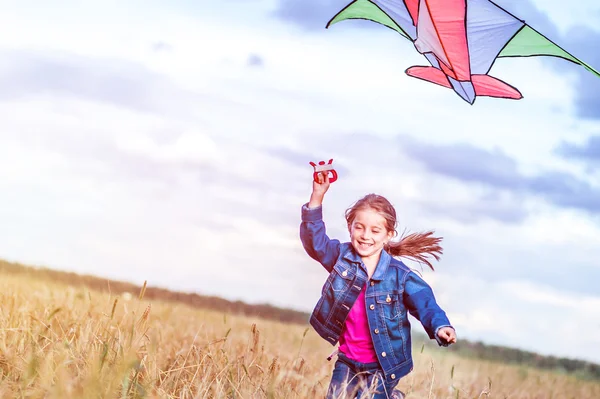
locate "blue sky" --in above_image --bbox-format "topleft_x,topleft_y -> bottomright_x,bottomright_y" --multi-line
1,0 -> 600,363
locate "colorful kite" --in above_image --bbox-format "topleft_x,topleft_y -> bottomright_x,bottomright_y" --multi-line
327,0 -> 600,104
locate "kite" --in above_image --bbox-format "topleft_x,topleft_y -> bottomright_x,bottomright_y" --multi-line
326,0 -> 600,104
310,159 -> 338,183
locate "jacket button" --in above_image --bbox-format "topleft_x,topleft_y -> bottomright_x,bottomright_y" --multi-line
381,352 -> 386,357
374,329 -> 379,334
342,271 -> 348,277
391,374 -> 396,379
369,304 -> 375,310
370,281 -> 375,286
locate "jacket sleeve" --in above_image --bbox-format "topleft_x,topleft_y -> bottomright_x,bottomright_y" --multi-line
403,270 -> 454,346
299,203 -> 341,273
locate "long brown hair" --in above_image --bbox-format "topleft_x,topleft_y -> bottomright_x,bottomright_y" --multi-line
344,194 -> 443,271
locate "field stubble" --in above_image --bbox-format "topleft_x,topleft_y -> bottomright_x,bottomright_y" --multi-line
0,274 -> 598,398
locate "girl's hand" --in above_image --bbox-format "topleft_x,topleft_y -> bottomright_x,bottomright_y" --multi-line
313,171 -> 330,196
437,327 -> 457,345
308,171 -> 330,208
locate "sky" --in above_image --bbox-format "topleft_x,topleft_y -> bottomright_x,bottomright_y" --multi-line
0,0 -> 599,363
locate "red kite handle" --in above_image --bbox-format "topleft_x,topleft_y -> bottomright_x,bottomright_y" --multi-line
313,169 -> 338,183
310,159 -> 338,183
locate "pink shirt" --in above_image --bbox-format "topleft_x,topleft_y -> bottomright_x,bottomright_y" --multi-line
338,283 -> 378,363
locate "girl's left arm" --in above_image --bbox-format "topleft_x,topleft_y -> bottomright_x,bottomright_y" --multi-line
403,271 -> 455,347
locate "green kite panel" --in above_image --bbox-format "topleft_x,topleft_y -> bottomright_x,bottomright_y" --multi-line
500,26 -> 600,78
327,0 -> 411,40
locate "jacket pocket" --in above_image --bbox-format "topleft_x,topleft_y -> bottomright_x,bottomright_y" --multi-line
330,262 -> 354,292
375,292 -> 401,320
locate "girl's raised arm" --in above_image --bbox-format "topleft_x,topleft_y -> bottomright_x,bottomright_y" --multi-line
300,203 -> 341,272
299,171 -> 340,272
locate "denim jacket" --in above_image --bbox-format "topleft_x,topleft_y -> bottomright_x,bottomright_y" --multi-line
300,203 -> 453,383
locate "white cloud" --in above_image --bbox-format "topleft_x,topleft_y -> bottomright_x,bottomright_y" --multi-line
500,280 -> 598,310
528,0 -> 600,34
427,273 -> 600,362
115,130 -> 221,164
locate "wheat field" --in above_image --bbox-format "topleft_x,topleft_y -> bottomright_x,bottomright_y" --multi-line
0,273 -> 598,399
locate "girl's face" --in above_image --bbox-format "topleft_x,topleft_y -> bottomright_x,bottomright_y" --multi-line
348,208 -> 394,260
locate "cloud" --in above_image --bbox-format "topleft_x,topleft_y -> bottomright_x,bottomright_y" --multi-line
265,146 -> 353,179
0,47 -> 237,118
262,131 -> 530,226
563,27 -> 600,119
272,0 -> 347,31
397,134 -> 600,216
247,53 -> 265,67
556,134 -> 600,168
267,131 -> 538,226
151,41 -> 173,53
398,139 -> 520,189
419,191 -> 529,224
431,273 -> 600,363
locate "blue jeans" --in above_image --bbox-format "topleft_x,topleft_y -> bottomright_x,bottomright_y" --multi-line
326,353 -> 401,399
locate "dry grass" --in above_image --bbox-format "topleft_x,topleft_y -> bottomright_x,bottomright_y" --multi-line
0,273 -> 598,398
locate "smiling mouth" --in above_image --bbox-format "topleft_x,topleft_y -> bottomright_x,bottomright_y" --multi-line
357,241 -> 373,249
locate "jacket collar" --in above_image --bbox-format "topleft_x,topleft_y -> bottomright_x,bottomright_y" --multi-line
342,244 -> 392,281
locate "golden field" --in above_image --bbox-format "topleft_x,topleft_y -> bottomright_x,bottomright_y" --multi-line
1,272 -> 599,399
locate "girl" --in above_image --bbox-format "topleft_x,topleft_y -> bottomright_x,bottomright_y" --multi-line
300,171 -> 456,398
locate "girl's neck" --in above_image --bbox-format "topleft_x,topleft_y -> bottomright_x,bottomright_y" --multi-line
362,253 -> 381,279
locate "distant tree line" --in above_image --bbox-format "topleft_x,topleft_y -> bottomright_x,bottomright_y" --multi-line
0,259 -> 309,325
1,258 -> 598,381
444,339 -> 600,381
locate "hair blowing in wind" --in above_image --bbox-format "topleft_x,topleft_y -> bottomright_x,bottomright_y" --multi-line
345,194 -> 443,271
